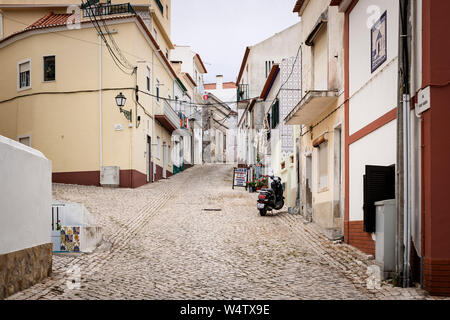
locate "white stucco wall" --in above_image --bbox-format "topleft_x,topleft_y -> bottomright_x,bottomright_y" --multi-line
349,0 -> 399,135
0,135 -> 52,255
348,120 -> 396,221
243,21 -> 302,99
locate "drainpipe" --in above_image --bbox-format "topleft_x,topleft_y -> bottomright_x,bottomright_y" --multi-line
152,52 -> 156,182
397,0 -> 412,288
99,33 -> 103,178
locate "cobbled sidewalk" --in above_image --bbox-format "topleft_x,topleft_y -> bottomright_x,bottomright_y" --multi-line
6,164 -> 446,300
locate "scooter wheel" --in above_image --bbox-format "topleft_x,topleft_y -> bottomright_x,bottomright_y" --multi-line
259,209 -> 267,216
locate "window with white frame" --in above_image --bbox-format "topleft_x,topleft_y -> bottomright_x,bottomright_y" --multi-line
18,60 -> 31,90
157,136 -> 161,158
43,56 -> 55,82
318,142 -> 328,190
146,66 -> 151,92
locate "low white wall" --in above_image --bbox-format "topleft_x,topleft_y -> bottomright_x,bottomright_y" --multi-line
0,135 -> 52,255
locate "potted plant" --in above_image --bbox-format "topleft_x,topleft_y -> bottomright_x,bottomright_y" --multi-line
260,176 -> 269,189
256,178 -> 262,191
247,181 -> 256,193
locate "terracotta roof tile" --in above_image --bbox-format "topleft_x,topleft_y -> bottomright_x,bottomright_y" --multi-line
204,82 -> 237,90
26,13 -> 72,29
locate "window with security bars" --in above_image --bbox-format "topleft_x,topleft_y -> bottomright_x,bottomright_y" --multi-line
265,60 -> 274,78
271,99 -> 279,129
19,60 -> 31,89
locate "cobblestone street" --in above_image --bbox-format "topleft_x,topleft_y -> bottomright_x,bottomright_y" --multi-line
7,165 -> 441,300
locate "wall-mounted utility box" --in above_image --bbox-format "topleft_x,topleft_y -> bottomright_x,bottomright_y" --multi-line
375,199 -> 397,280
100,166 -> 120,187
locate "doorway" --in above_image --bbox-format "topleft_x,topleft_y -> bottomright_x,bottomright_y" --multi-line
147,135 -> 152,182
333,126 -> 342,218
162,142 -> 167,179
305,153 -> 313,221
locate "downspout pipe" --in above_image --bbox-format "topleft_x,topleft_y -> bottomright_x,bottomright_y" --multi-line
397,0 -> 412,288
99,33 -> 103,179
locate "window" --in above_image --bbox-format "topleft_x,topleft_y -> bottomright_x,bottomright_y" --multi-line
0,13 -> 4,39
318,142 -> 328,190
153,28 -> 158,42
155,0 -> 164,14
175,96 -> 179,111
18,60 -> 31,90
265,60 -> 274,78
43,56 -> 55,81
19,136 -> 31,147
166,5 -> 169,19
165,48 -> 169,59
157,136 -> 161,158
313,26 -> 328,90
156,79 -> 160,102
146,67 -> 151,91
168,145 -> 171,163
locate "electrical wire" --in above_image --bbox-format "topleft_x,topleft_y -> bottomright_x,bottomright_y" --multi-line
1,13 -> 178,76
82,1 -> 135,74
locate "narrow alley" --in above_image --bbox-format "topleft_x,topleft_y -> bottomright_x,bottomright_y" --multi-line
7,165 -> 434,300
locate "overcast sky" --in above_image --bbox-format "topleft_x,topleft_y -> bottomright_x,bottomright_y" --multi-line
171,0 -> 300,84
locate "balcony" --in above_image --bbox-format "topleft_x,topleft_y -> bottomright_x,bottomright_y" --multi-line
284,90 -> 339,125
155,100 -> 180,133
82,2 -> 136,18
237,84 -> 249,102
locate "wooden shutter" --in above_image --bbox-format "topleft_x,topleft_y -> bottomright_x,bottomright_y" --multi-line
271,99 -> 279,129
363,165 -> 395,233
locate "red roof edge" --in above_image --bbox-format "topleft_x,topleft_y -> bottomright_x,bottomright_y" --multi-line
195,53 -> 207,74
293,0 -> 305,13
260,64 -> 280,100
183,72 -> 197,87
236,47 -> 250,85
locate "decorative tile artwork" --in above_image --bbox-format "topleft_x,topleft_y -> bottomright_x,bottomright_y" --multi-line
60,227 -> 80,252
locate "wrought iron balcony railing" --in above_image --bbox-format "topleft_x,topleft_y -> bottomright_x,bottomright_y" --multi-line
82,2 -> 136,18
237,84 -> 249,102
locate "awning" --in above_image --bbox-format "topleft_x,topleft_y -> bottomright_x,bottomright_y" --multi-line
284,90 -> 339,125
305,11 -> 328,46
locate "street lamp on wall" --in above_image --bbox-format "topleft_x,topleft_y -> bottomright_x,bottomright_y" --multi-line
115,92 -> 132,122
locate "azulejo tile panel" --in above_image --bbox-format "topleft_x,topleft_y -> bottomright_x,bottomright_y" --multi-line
60,226 -> 81,252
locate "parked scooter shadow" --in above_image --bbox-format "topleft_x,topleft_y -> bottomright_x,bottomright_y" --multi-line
259,209 -> 289,217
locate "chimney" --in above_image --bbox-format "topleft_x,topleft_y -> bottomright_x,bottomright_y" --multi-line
216,75 -> 223,90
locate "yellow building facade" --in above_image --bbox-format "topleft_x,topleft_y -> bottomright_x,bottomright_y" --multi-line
0,0 -> 178,187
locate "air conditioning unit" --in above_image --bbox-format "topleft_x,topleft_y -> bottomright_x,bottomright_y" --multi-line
100,166 -> 120,187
